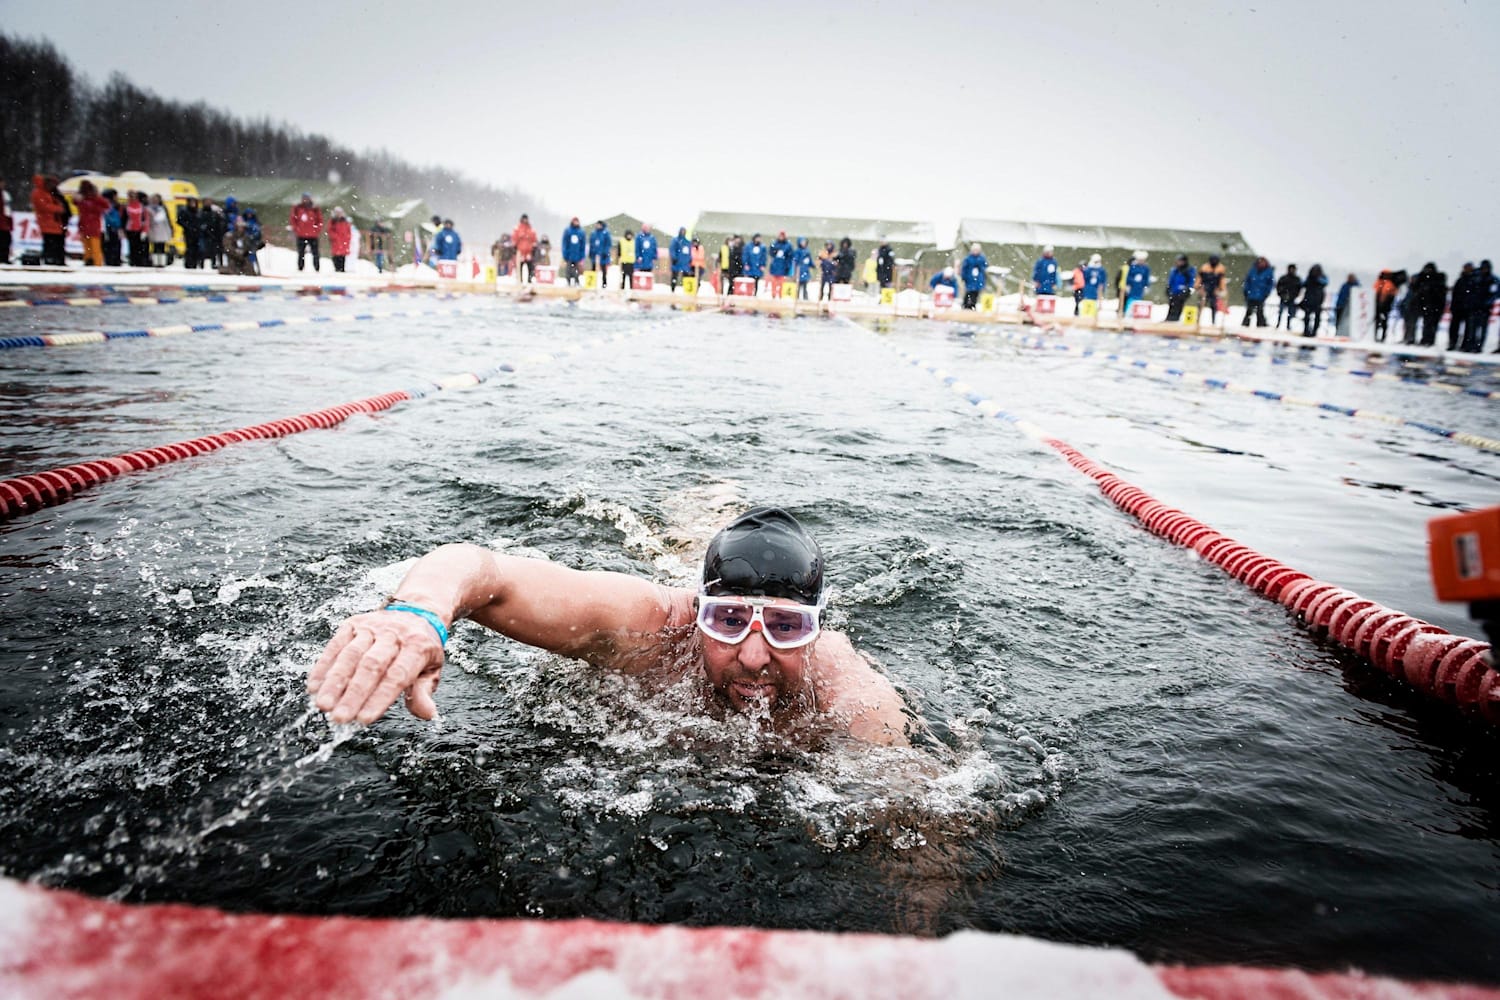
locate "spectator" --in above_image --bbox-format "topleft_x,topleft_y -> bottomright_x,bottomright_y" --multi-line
1165,255 -> 1196,322
146,194 -> 173,267
176,197 -> 201,269
817,241 -> 837,301
618,229 -> 635,288
834,237 -> 856,286
288,193 -> 324,272
74,180 -> 109,268
123,191 -> 150,267
223,195 -> 241,232
1334,273 -> 1360,334
1116,256 -> 1131,316
792,237 -> 813,299
433,218 -> 462,262
742,233 -> 767,294
669,226 -> 692,292
1032,245 -> 1058,295
961,242 -> 988,310
242,209 -> 265,276
768,231 -> 793,298
862,247 -> 878,289
31,175 -> 65,266
328,208 -> 354,272
876,241 -> 895,289
46,176 -> 72,259
1466,260 -> 1495,353
1082,253 -> 1108,312
559,217 -> 586,286
535,234 -> 551,271
690,238 -> 706,288
0,178 -> 10,265
1448,263 -> 1477,351
717,234 -> 736,295
1371,269 -> 1401,342
1123,251 -> 1151,321
929,266 -> 959,295
101,188 -> 123,267
221,218 -> 255,275
588,220 -> 612,285
1274,264 -> 1302,330
512,213 -> 537,283
1299,264 -> 1328,337
1070,259 -> 1086,314
1197,254 -> 1226,323
200,199 -> 225,270
634,224 -> 657,283
366,218 -> 392,274
1417,263 -> 1447,347
1241,256 -> 1275,327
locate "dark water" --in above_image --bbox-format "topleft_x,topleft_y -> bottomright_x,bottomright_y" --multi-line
1,299 -> 1497,982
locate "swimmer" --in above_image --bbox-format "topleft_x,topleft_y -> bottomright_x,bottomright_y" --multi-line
308,507 -> 911,746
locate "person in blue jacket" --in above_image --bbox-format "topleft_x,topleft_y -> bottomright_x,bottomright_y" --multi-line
433,219 -> 463,261
1165,255 -> 1197,322
792,237 -> 813,299
669,227 -> 692,292
587,221 -> 612,286
635,224 -> 659,282
742,233 -> 767,293
1123,251 -> 1151,323
1082,254 -> 1108,306
1334,273 -> 1361,335
1241,255 -> 1275,327
768,231 -> 793,297
960,243 -> 988,309
560,217 -> 586,286
930,266 -> 959,296
1032,245 -> 1059,296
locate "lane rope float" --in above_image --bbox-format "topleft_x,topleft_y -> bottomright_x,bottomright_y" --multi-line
0,301 -> 501,351
987,326 -> 1500,454
0,290 -> 465,309
0,315 -> 697,522
893,344 -> 1497,724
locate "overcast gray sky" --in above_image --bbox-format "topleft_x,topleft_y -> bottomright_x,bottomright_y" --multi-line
5,0 -> 1497,268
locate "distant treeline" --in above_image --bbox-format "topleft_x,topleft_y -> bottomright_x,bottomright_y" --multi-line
0,33 -> 556,239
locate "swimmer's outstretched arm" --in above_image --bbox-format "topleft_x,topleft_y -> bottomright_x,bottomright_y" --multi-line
307,543 -> 678,725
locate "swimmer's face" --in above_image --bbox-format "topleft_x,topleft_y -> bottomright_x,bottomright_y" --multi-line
699,603 -> 814,715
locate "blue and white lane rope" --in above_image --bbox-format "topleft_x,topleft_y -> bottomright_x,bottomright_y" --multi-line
0,289 -> 464,308
977,326 -> 1500,454
0,301 -> 500,350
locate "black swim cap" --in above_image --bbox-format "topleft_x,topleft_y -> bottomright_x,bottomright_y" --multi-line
702,507 -> 824,605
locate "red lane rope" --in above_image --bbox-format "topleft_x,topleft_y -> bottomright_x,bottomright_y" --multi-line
0,391 -> 410,521
1042,436 -> 1498,721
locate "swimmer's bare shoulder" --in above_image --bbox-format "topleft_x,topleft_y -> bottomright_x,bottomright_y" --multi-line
812,631 -> 912,747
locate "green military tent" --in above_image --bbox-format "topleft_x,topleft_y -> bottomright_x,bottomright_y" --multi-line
175,174 -> 432,264
954,219 -> 1257,302
692,210 -> 938,286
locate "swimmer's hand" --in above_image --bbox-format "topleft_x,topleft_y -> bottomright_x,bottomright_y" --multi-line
307,611 -> 445,725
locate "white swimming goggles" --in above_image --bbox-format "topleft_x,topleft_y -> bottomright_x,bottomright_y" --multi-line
695,590 -> 825,650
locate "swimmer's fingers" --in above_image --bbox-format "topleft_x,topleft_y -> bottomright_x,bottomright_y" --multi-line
356,643 -> 440,725
312,625 -> 376,714
307,621 -> 358,692
327,633 -> 401,724
405,667 -> 442,721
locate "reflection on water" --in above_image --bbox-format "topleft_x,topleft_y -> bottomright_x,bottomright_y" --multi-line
0,305 -> 1497,981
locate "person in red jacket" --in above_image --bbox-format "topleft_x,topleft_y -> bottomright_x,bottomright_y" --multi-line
511,213 -> 537,283
289,192 -> 325,272
31,175 -> 65,265
73,179 -> 109,267
327,207 -> 352,272
124,191 -> 151,267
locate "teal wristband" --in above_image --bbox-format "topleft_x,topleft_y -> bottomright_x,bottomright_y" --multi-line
382,602 -> 449,647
